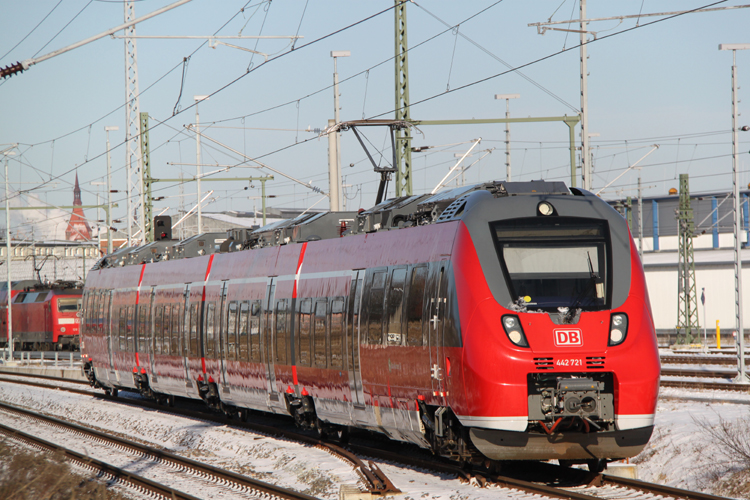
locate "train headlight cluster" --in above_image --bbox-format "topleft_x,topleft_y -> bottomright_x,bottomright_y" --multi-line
502,315 -> 529,347
537,201 -> 555,216
608,313 -> 628,346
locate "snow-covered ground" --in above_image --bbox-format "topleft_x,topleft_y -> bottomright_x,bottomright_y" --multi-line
634,387 -> 750,497
0,377 -> 748,499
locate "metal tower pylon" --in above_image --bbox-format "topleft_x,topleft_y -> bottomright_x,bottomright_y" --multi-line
676,173 -> 700,344
394,0 -> 412,197
124,1 -> 145,245
140,112 -> 153,242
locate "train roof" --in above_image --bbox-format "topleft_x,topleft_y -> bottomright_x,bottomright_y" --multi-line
92,180 -> 581,270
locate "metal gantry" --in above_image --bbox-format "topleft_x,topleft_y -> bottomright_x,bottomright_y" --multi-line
676,173 -> 700,344
394,0 -> 413,197
140,112 -> 153,242
124,1 -> 145,245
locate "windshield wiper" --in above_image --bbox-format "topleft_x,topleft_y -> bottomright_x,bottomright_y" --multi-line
564,251 -> 599,322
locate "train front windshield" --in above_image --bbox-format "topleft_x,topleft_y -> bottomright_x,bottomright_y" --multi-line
58,298 -> 82,313
491,217 -> 610,310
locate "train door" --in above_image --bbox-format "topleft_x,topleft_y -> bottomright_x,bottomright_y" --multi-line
104,290 -> 114,371
182,284 -> 192,384
263,278 -> 277,398
147,287 -> 158,379
138,288 -> 154,373
428,262 -> 449,401
218,281 -> 230,389
347,270 -> 365,408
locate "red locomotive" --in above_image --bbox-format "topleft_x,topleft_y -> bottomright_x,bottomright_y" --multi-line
0,281 -> 83,351
81,181 -> 660,471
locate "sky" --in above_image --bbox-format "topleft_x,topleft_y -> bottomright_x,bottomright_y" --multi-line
1,0 -> 750,240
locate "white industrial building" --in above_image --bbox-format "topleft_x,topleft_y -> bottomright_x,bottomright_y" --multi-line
620,188 -> 750,344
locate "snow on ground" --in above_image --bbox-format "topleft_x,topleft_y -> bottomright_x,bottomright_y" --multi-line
633,387 -> 750,497
0,383 -> 542,500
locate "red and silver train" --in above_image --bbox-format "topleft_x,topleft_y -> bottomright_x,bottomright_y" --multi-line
81,181 -> 659,471
0,280 -> 82,351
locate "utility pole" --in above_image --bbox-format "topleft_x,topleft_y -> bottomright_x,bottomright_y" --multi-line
124,1 -> 144,247
638,170 -> 644,258
495,94 -> 520,181
140,112 -> 153,242
105,126 -> 118,255
194,95 -> 209,235
580,0 -> 591,190
394,0 -> 412,197
327,119 -> 339,211
2,147 -> 15,363
719,43 -> 749,382
676,173 -> 699,344
331,51 -> 349,211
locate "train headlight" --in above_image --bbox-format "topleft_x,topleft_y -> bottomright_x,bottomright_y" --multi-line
502,314 -> 529,348
537,201 -> 555,216
60,327 -> 66,333
608,313 -> 628,346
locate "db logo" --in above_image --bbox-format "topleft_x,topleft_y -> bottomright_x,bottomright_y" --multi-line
554,329 -> 583,346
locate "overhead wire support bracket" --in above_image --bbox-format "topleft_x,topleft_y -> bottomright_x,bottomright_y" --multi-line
186,125 -> 328,197
0,0 -> 193,79
329,119 -> 419,205
528,4 -> 750,32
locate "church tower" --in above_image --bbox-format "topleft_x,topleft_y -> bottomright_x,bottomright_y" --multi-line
65,173 -> 92,241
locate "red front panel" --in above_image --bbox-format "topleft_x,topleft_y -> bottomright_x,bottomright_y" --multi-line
450,222 -> 659,421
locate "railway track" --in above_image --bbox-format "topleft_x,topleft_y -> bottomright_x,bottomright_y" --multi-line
0,400 -> 320,500
0,372 -> 397,497
0,370 -> 736,500
661,355 -> 746,366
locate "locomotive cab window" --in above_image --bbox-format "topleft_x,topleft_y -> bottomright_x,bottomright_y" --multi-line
58,297 -> 81,312
491,217 -> 610,311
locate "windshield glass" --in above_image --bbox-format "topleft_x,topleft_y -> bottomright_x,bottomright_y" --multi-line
57,297 -> 81,312
491,217 -> 609,310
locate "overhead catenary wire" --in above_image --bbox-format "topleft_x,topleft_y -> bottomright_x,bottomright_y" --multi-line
5,1 -> 401,207
0,0 -> 65,62
7,0 -> 741,222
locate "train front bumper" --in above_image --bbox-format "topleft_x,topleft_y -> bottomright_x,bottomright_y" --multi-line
469,424 -> 653,461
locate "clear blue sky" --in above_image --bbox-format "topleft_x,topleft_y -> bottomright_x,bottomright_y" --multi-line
1,0 -> 749,239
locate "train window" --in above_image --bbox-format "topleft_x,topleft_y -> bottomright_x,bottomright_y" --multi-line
205,303 -> 216,358
154,306 -> 163,355
227,301 -> 238,361
84,293 -> 93,333
298,298 -> 312,367
189,303 -> 199,357
127,306 -> 135,352
275,300 -> 288,364
238,302 -> 249,361
14,293 -> 26,304
366,271 -> 386,345
386,268 -> 407,345
35,292 -> 48,303
250,301 -> 261,361
138,304 -> 150,352
330,298 -> 344,368
58,298 -> 81,312
406,267 -> 428,346
118,307 -> 126,351
314,299 -> 327,368
97,293 -> 105,335
171,304 -> 181,356
162,305 -> 171,356
103,293 -> 111,338
491,217 -> 610,311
